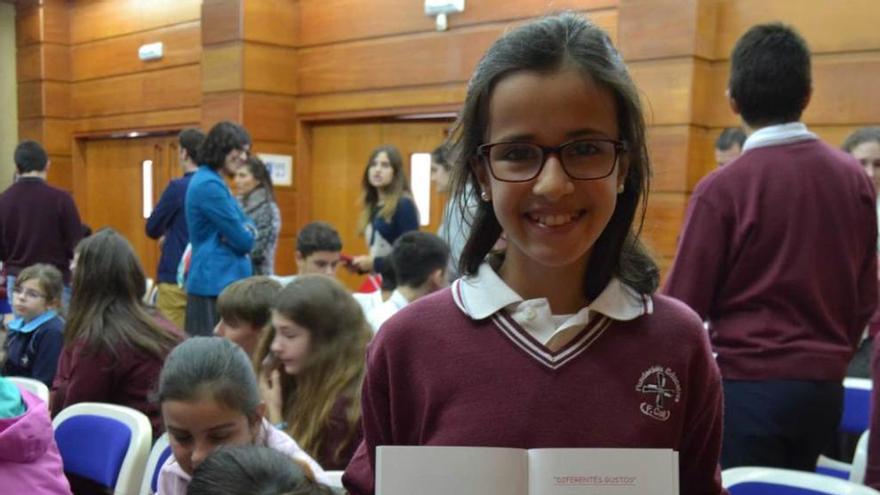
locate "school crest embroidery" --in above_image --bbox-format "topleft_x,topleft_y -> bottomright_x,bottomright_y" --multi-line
635,365 -> 682,422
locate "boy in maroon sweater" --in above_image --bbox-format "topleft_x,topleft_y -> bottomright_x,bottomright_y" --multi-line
665,24 -> 877,471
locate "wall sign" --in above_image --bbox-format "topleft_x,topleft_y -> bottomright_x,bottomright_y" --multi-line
258,153 -> 293,187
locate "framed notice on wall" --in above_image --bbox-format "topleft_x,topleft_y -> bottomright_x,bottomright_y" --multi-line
258,153 -> 294,187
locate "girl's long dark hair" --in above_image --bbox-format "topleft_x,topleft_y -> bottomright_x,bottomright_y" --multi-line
254,275 -> 371,465
448,12 -> 659,299
65,229 -> 179,359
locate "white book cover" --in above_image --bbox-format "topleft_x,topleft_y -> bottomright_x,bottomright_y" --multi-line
376,446 -> 678,495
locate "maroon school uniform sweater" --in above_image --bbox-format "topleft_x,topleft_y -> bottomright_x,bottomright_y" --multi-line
50,315 -> 182,435
865,340 -> 880,488
665,139 -> 878,382
342,288 -> 725,495
0,177 -> 81,283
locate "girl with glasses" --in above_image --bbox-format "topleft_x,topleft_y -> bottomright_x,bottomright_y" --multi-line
3,263 -> 64,387
343,13 -> 724,495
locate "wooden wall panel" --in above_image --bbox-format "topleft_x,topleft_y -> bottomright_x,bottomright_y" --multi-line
201,0 -> 242,45
72,65 -> 201,117
70,0 -> 200,44
17,43 -> 70,82
201,92 -> 243,129
15,4 -> 41,46
275,235 -> 297,275
202,43 -> 243,93
41,0 -> 69,44
618,0 -> 715,60
243,43 -> 297,95
71,22 -> 201,81
297,84 -> 466,116
648,125 -> 714,193
46,155 -> 72,192
297,27 -> 501,95
295,0 -> 616,47
629,58 -> 696,126
73,108 -> 202,135
642,192 -> 688,258
18,80 -> 69,118
243,0 -> 297,47
242,93 -> 297,143
714,0 -> 880,59
18,118 -> 72,155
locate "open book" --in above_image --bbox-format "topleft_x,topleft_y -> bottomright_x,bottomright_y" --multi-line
377,446 -> 678,495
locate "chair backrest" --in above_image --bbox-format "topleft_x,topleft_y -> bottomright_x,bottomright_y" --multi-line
139,432 -> 172,495
324,470 -> 344,489
723,466 -> 880,495
851,430 -> 871,485
842,378 -> 873,434
6,376 -> 49,402
53,402 -> 152,495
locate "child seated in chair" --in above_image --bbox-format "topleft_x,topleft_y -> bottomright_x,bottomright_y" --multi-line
0,374 -> 70,494
2,264 -> 65,387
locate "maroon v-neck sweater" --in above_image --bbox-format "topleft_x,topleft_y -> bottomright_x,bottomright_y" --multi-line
665,139 -> 878,381
342,288 -> 725,495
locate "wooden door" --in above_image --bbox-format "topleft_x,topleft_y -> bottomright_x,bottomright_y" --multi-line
309,120 -> 452,290
78,135 -> 179,279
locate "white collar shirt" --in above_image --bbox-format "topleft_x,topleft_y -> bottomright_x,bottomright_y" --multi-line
742,122 -> 817,152
453,263 -> 651,351
366,289 -> 410,333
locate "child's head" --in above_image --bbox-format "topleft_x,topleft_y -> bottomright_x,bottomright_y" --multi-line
158,337 -> 266,476
178,127 -> 206,167
295,222 -> 343,277
390,231 -> 449,292
843,127 -> 880,190
714,127 -> 747,167
186,445 -> 334,495
12,264 -> 63,321
71,228 -> 147,305
450,12 -> 657,300
266,275 -> 370,377
215,277 -> 282,357
259,275 -> 370,462
728,23 -> 811,128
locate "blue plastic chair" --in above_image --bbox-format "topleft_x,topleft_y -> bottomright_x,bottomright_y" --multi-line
53,402 -> 152,495
724,466 -> 880,495
139,433 -> 172,495
816,378 -> 873,480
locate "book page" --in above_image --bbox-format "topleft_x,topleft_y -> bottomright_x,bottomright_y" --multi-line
376,446 -> 529,495
526,448 -> 677,495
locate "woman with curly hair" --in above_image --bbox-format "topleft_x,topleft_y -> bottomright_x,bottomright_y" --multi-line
185,121 -> 256,337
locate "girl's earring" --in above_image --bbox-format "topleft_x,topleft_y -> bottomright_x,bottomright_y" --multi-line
617,183 -> 625,194
480,190 -> 491,202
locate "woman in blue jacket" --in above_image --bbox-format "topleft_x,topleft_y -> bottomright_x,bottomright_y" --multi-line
184,121 -> 256,337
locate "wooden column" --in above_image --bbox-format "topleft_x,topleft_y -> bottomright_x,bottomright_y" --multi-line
618,0 -> 719,274
201,0 -> 299,273
16,0 -> 72,191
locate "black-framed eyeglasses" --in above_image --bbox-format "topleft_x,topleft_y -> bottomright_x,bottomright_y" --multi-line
12,287 -> 46,300
477,138 -> 627,182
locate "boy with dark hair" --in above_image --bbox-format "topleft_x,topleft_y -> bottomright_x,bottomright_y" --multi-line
665,23 -> 877,471
214,276 -> 281,358
366,231 -> 448,332
1,140 -> 81,306
295,221 -> 343,277
146,128 -> 206,329
714,127 -> 746,167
